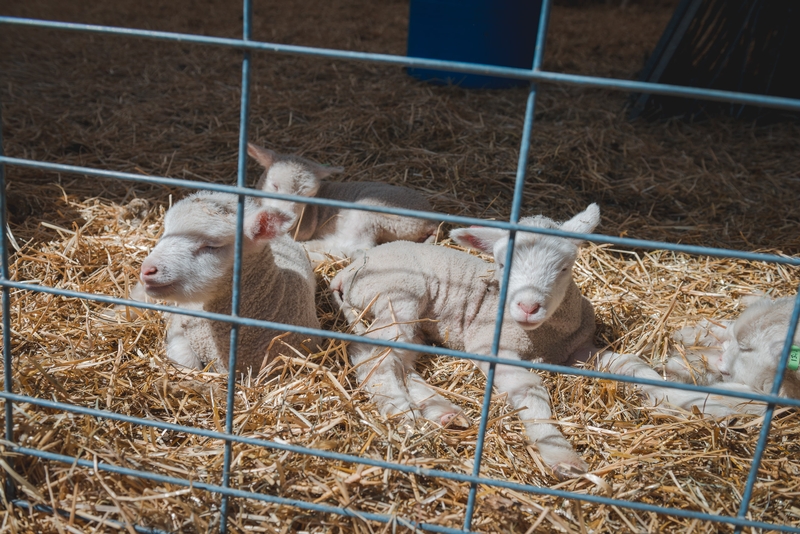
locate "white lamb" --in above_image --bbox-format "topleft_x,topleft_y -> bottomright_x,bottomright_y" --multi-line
665,295 -> 800,401
139,191 -> 321,373
248,143 -> 438,262
330,204 -> 601,478
597,295 -> 800,417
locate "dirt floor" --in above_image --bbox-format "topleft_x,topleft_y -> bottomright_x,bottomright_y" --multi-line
1,0 -> 799,532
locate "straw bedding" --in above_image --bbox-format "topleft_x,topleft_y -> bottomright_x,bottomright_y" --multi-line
1,0 -> 799,532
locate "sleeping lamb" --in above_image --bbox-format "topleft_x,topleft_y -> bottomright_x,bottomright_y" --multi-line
139,191 -> 321,373
330,204 -> 601,478
599,295 -> 800,417
248,143 -> 437,262
666,295 -> 800,401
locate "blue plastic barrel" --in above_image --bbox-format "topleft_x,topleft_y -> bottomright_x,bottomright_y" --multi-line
406,0 -> 542,89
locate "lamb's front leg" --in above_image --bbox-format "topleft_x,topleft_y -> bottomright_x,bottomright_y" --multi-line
349,307 -> 464,427
477,355 -> 588,479
598,351 -> 764,417
165,314 -> 205,370
406,368 -> 470,428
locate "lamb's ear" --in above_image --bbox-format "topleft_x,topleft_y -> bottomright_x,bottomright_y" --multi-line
560,203 -> 600,237
244,207 -> 295,242
295,170 -> 323,197
450,226 -> 507,254
309,161 -> 344,180
247,143 -> 277,170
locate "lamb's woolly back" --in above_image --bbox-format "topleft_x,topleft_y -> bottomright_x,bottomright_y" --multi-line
140,191 -> 320,373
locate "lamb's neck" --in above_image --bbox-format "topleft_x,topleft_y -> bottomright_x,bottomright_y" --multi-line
205,246 -> 278,314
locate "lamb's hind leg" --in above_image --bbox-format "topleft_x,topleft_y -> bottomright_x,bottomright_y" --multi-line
351,306 -> 463,427
303,210 -> 380,263
598,351 -> 763,417
348,340 -> 422,423
476,354 -> 588,479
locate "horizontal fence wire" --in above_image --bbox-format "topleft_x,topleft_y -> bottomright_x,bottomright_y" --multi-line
2,15 -> 800,112
2,0 -> 800,532
1,156 -> 799,267
3,278 -> 800,408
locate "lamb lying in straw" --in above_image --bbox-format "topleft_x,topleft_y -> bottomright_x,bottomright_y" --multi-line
600,295 -> 800,417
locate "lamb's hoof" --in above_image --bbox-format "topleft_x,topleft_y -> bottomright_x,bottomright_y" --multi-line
440,412 -> 471,429
551,461 -> 588,480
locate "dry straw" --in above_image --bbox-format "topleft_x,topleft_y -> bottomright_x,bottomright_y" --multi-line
1,0 -> 799,532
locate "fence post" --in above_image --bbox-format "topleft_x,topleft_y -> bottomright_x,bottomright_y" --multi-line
462,0 -> 553,529
734,290 -> 800,533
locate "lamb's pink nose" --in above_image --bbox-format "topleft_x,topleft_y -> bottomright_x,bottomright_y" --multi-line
141,264 -> 158,278
518,302 -> 540,315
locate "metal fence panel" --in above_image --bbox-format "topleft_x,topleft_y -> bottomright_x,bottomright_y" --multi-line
2,0 -> 800,532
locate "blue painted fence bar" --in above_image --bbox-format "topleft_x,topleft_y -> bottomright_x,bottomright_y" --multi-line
2,0 -> 800,532
3,278 -> 800,409
217,0 -> 253,528
735,292 -> 800,531
6,444 -> 800,534
3,409 -> 800,534
1,156 -> 799,268
11,500 -> 171,534
0,96 -> 15,505
2,16 -> 800,111
463,1 -> 553,517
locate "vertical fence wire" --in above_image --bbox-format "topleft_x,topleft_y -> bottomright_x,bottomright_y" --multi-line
0,99 -> 16,504
1,3 -> 800,532
218,0 -> 254,531
463,3 -> 553,526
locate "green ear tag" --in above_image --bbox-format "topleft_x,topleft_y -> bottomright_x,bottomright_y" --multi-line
790,345 -> 800,372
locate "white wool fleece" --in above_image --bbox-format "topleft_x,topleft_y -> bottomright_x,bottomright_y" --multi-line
248,142 -> 437,262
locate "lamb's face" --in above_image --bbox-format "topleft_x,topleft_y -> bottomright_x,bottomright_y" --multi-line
494,232 -> 578,330
263,162 -> 319,195
449,204 -> 599,332
140,194 -> 294,305
260,161 -> 320,219
140,195 -> 240,304
719,332 -> 778,394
